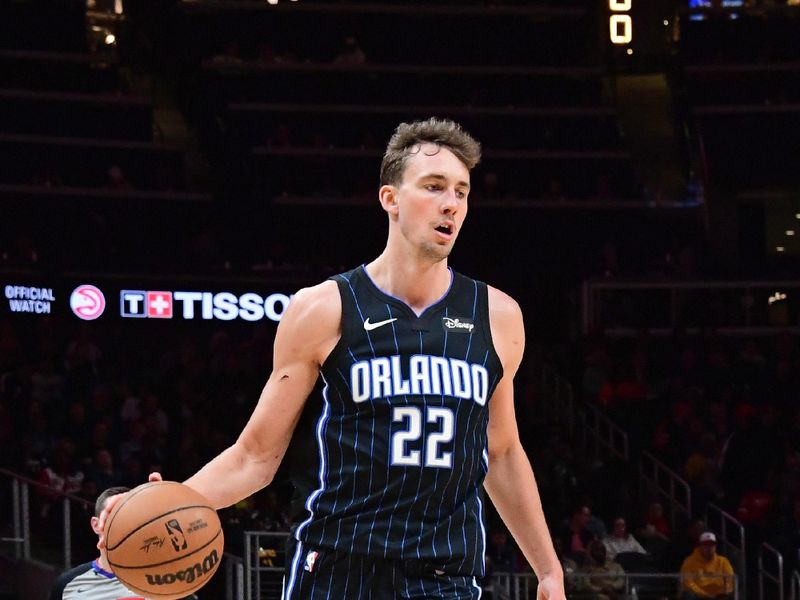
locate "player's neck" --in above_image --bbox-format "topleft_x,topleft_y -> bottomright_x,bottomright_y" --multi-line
366,251 -> 450,315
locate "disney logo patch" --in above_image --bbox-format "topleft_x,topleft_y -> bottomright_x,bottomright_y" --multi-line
441,317 -> 475,333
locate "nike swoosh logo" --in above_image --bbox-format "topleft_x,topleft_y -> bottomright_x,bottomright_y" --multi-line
363,317 -> 397,331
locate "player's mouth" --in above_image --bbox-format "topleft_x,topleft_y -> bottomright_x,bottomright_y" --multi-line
434,222 -> 455,241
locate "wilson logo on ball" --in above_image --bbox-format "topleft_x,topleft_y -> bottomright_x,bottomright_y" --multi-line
144,549 -> 219,586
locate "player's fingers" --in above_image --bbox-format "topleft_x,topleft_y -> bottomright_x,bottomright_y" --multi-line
148,471 -> 163,482
96,492 -> 128,550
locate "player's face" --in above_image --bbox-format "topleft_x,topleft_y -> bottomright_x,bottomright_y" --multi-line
392,144 -> 470,262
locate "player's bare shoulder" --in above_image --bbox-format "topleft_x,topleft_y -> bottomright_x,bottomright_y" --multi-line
487,285 -> 525,371
276,280 -> 342,366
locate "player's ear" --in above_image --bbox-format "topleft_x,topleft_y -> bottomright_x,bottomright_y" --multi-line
91,516 -> 101,535
378,185 -> 399,216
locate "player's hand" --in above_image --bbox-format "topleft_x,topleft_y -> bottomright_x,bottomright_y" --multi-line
537,574 -> 566,600
96,472 -> 164,550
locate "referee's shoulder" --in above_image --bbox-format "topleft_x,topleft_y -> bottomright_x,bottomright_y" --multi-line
48,562 -> 93,600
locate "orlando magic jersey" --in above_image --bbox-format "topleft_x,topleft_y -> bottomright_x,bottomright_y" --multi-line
290,265 -> 503,577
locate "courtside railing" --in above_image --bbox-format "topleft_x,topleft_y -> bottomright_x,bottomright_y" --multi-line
582,279 -> 800,336
540,365 -> 576,437
639,451 -> 692,531
759,543 -> 784,600
241,531 -> 289,600
491,571 -> 738,600
0,467 -> 92,569
707,503 -> 747,597
540,366 -> 627,461
579,401 -> 630,461
223,552 -> 246,600
791,569 -> 800,600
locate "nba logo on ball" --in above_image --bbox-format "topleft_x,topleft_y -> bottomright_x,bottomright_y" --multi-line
105,481 -> 224,600
70,285 -> 106,320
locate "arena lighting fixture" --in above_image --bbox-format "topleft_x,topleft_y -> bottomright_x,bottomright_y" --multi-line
769,292 -> 787,305
787,230 -> 796,236
776,246 -> 785,252
626,48 -> 633,55
105,34 -> 116,45
795,213 -> 800,219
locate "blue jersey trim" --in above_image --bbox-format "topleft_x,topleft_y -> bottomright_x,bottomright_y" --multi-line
92,559 -> 115,579
360,264 -> 454,318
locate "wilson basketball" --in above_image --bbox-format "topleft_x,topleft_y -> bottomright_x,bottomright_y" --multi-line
105,481 -> 224,600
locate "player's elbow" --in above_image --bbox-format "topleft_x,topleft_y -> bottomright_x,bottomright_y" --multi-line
236,438 -> 280,489
486,437 -> 522,465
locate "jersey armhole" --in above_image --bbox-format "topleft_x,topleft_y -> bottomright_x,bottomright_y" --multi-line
320,274 -> 355,369
478,281 -> 505,383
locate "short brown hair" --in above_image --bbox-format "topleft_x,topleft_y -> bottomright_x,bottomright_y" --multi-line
95,486 -> 130,517
380,118 -> 481,186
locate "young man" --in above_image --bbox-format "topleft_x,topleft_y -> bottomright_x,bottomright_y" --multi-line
49,486 -> 142,600
100,118 -> 565,599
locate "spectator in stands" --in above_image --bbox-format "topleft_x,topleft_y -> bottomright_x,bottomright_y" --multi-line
558,504 -> 596,560
333,35 -> 366,65
553,537 -> 581,596
637,501 -> 670,540
579,539 -> 625,600
486,529 -> 519,573
544,178 -> 566,202
602,516 -> 647,560
211,41 -> 243,66
663,517 -> 705,572
37,440 -> 84,519
105,165 -> 133,191
679,532 -> 734,600
86,448 -> 123,492
684,431 -> 722,513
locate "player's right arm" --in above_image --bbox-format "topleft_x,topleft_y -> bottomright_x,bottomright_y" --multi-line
97,280 -> 341,539
180,280 -> 341,508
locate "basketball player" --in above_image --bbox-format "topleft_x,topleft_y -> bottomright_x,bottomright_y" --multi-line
99,118 -> 565,599
49,486 -> 144,599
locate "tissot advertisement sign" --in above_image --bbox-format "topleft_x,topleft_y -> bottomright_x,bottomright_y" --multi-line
3,279 -> 292,323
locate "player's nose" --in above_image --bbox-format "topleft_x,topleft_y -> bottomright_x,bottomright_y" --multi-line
440,189 -> 459,213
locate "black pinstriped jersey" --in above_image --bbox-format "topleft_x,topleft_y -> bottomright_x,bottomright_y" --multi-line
290,265 -> 503,577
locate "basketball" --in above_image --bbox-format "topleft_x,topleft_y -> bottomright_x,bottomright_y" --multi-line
105,481 -> 224,600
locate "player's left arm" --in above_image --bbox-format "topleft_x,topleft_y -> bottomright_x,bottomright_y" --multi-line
483,286 -> 565,600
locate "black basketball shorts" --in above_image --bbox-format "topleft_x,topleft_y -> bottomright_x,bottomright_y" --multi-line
282,539 -> 483,599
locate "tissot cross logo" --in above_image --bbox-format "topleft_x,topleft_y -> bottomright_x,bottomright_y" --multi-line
121,290 -> 173,318
147,291 -> 173,318
363,317 -> 397,331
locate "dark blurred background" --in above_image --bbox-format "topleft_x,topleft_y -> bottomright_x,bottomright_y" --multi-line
0,0 -> 799,598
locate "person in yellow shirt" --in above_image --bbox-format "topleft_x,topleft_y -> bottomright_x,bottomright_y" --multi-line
680,532 -> 735,599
